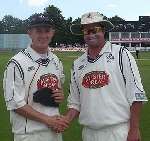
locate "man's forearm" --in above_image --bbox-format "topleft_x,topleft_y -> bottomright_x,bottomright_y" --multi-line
65,108 -> 80,122
15,104 -> 69,129
129,101 -> 143,129
15,104 -> 51,125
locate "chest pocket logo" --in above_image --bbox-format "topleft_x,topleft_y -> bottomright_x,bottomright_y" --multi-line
82,71 -> 109,89
28,66 -> 35,71
106,53 -> 114,62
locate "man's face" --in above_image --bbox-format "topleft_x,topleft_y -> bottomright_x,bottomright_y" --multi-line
28,26 -> 55,52
83,23 -> 105,48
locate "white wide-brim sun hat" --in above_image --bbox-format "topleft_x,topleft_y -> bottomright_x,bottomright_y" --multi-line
70,12 -> 114,35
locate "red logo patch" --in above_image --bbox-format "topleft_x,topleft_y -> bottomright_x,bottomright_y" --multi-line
82,71 -> 109,88
37,73 -> 58,90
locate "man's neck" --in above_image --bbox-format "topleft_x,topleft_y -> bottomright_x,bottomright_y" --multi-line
31,44 -> 48,54
88,42 -> 105,59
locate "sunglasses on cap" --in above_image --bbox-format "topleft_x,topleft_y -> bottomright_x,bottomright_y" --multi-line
82,26 -> 103,35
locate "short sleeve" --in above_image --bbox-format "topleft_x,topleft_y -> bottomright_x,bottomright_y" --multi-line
59,60 -> 65,84
67,65 -> 80,111
122,49 -> 148,105
3,62 -> 26,110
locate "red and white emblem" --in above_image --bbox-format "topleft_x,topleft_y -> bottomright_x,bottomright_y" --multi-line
37,73 -> 59,90
82,71 -> 109,88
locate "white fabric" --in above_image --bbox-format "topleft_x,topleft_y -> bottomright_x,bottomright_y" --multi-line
67,41 -> 147,129
81,12 -> 114,30
82,122 -> 129,141
3,46 -> 65,134
39,53 -> 48,59
14,130 -> 62,141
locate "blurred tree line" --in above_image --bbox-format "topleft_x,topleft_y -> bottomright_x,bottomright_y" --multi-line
0,5 -> 124,47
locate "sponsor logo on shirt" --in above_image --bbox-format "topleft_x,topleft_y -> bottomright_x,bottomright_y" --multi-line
82,71 -> 109,88
37,73 -> 59,90
135,93 -> 147,100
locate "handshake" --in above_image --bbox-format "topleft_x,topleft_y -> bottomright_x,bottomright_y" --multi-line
33,87 -> 77,133
47,115 -> 71,133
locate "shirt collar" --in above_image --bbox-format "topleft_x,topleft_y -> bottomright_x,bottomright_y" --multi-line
98,41 -> 112,55
86,41 -> 112,62
26,46 -> 50,62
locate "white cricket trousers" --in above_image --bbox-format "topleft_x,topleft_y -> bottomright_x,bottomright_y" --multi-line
82,122 -> 129,141
14,130 -> 62,141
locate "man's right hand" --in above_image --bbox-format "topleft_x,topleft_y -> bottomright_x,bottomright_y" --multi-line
47,115 -> 70,133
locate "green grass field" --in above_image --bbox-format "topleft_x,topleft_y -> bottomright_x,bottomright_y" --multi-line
0,51 -> 150,141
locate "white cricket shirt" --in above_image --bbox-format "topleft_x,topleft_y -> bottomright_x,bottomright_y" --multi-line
3,46 -> 65,134
68,41 -> 147,129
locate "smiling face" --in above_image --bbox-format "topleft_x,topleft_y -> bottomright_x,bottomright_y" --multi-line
83,23 -> 105,49
28,26 -> 55,54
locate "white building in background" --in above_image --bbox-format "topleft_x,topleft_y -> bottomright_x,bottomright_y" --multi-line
109,32 -> 150,51
0,34 -> 31,49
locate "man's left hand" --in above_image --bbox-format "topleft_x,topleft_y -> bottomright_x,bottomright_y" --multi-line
51,88 -> 64,103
